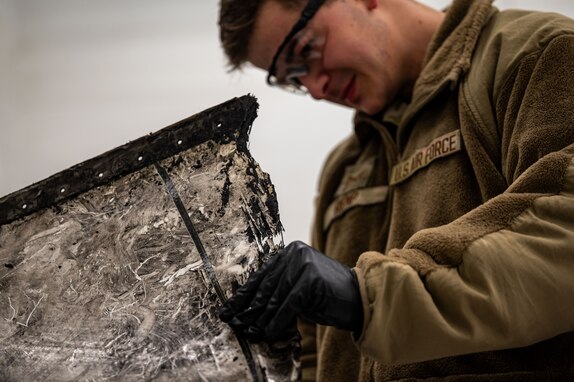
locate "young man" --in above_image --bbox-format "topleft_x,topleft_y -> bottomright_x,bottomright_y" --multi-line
218,0 -> 574,380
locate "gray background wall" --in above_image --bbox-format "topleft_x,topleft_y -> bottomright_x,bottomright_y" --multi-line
1,0 -> 573,243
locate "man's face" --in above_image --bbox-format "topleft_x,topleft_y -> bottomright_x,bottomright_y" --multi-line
248,0 -> 417,115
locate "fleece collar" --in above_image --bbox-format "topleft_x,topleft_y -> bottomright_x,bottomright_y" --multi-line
354,0 -> 495,147
411,0 -> 494,106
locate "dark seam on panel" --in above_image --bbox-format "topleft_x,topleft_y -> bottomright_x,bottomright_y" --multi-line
154,162 -> 224,301
153,162 -> 267,382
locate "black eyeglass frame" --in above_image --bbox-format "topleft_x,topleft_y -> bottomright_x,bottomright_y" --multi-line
266,0 -> 326,88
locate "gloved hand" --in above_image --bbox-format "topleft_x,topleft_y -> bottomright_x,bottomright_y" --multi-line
219,241 -> 363,342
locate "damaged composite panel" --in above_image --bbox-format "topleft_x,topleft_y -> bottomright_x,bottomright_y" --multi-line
0,96 -> 299,381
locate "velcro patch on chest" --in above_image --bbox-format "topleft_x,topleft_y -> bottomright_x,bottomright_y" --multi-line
324,185 -> 389,230
390,129 -> 462,185
335,157 -> 377,197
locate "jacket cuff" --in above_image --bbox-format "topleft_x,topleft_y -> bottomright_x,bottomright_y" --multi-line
352,251 -> 383,345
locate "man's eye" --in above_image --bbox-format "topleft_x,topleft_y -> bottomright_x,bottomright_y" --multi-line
300,42 -> 312,59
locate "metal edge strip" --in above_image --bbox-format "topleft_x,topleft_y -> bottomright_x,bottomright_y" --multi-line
0,95 -> 259,226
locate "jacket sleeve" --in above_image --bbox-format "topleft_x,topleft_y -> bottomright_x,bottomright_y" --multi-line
353,34 -> 574,365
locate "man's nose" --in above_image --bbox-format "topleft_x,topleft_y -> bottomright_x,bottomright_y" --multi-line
300,71 -> 329,100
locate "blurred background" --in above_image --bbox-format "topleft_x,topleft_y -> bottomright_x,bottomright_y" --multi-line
1,0 -> 573,243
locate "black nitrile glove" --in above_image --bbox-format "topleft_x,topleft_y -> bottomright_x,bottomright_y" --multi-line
219,241 -> 363,342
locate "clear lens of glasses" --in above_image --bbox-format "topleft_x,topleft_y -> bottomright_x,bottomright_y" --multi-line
271,28 -> 325,93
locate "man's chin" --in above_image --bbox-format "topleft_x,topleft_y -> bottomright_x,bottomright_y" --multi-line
357,100 -> 385,116
324,97 -> 385,116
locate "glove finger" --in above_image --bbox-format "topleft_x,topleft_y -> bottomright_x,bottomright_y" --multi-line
274,322 -> 300,343
263,276 -> 309,341
248,254 -> 295,327
243,265 -> 306,341
244,316 -> 300,343
228,255 -> 291,330
242,250 -> 291,311
220,251 -> 286,323
229,252 -> 293,341
246,244 -> 309,338
227,303 -> 267,328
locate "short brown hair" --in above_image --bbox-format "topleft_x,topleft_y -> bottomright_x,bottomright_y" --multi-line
218,0 -> 306,71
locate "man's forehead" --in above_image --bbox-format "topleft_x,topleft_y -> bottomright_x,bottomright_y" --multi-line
248,0 -> 302,69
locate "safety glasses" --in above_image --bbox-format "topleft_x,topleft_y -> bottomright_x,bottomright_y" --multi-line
266,0 -> 326,94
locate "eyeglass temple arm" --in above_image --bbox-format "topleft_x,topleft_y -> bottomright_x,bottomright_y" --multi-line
266,0 -> 326,85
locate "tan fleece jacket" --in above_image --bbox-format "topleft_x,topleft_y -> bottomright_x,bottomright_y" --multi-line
301,0 -> 574,381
